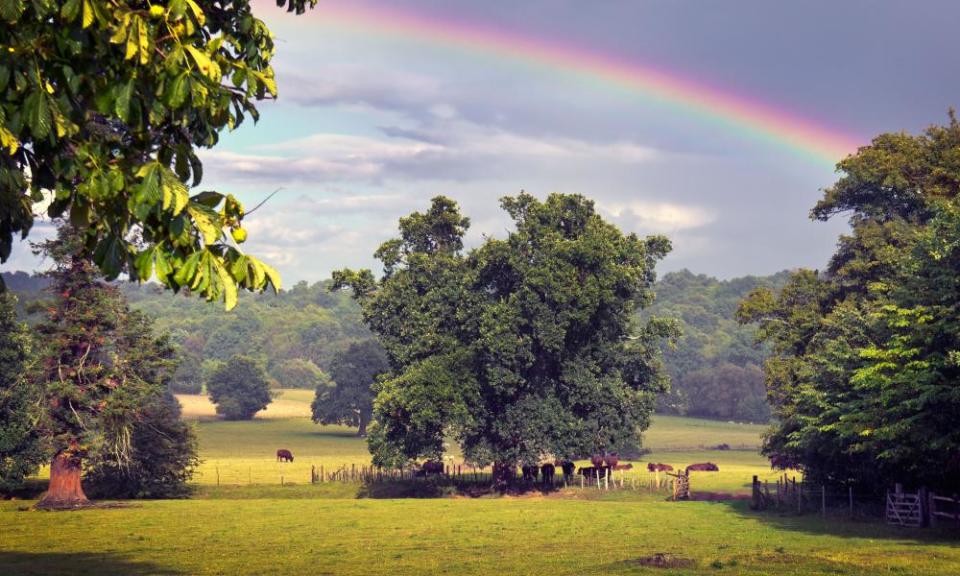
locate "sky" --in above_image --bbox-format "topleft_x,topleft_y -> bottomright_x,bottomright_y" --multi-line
6,0 -> 960,283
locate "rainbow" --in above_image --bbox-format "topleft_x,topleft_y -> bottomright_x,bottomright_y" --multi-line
286,2 -> 863,166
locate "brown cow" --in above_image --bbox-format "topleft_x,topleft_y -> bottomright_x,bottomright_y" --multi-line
555,460 -> 576,481
521,464 -> 540,482
612,463 -> 633,471
603,454 -> 620,468
276,449 -> 294,463
420,460 -> 445,476
540,463 -> 556,485
577,466 -> 610,479
647,462 -> 673,472
769,454 -> 800,470
685,462 -> 719,472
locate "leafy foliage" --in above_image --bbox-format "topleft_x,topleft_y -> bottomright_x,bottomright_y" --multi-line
311,339 -> 388,436
84,387 -> 198,498
206,354 -> 271,420
335,194 -> 675,473
0,0 -> 321,302
738,113 -> 960,491
0,291 -> 44,493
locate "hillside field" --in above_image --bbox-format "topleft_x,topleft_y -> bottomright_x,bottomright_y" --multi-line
2,391 -> 958,575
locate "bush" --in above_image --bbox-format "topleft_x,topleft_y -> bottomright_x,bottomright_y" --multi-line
85,389 -> 199,499
206,355 -> 272,420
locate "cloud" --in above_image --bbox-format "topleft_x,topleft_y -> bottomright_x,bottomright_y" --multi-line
201,118 -> 662,187
597,200 -> 715,232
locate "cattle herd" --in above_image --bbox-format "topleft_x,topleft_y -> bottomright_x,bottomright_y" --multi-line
274,447 -> 719,483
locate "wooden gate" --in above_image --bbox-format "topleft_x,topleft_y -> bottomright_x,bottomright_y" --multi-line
886,485 -> 923,527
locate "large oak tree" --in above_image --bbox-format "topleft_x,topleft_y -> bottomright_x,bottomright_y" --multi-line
335,194 -> 675,481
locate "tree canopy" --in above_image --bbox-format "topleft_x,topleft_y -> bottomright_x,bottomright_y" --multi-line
206,354 -> 271,420
312,339 -> 389,437
738,113 -> 960,491
0,0 -> 323,304
0,291 -> 43,493
335,193 -> 675,476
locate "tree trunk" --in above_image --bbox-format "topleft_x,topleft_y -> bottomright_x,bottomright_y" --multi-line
357,416 -> 367,438
36,451 -> 88,509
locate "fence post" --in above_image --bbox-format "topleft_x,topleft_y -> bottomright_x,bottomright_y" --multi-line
216,465 -> 220,487
928,491 -> 937,528
821,485 -> 826,518
849,485 -> 854,518
751,475 -> 760,510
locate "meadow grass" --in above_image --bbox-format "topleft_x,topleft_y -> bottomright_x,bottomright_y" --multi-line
3,496 -> 958,575
5,402 -> 957,575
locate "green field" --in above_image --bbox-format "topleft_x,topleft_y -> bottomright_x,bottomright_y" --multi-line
2,391 -> 957,575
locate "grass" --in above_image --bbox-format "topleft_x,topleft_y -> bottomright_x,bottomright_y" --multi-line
4,399 -> 957,575
3,497 -> 959,575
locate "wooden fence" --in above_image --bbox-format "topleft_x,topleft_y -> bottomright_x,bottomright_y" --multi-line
886,484 -> 923,527
929,492 -> 960,528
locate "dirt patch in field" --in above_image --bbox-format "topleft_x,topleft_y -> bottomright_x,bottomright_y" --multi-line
619,553 -> 695,569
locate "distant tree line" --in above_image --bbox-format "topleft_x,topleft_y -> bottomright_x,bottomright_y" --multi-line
644,269 -> 791,423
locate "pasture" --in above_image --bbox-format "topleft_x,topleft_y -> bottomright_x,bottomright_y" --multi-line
2,391 -> 957,575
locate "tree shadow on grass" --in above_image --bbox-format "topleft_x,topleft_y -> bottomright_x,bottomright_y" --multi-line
712,498 -> 960,544
0,551 -> 182,575
357,478 -> 561,499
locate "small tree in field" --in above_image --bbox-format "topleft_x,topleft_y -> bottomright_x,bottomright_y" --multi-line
312,340 -> 389,437
207,355 -> 271,420
0,292 -> 44,493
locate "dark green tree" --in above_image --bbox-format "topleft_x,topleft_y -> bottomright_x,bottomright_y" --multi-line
738,114 -> 960,491
0,291 -> 44,493
206,355 -> 271,420
85,388 -> 198,498
312,340 -> 389,436
33,226 -> 183,507
0,0 -> 331,301
335,194 -> 675,481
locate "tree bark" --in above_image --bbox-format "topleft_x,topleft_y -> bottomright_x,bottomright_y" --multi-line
36,451 -> 88,509
357,416 -> 367,438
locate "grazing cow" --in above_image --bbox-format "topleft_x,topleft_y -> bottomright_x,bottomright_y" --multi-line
540,463 -> 555,485
769,454 -> 800,470
577,466 -> 610,480
276,449 -> 294,463
603,454 -> 620,468
556,460 -> 576,481
612,463 -> 633,471
647,463 -> 673,472
420,460 -> 445,476
521,464 -> 540,482
590,455 -> 605,468
685,462 -> 719,472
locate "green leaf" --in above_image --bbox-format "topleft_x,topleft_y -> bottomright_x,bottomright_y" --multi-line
186,202 -> 221,245
114,79 -> 133,122
93,235 -> 127,279
24,91 -> 52,139
60,0 -> 79,20
173,251 -> 200,286
134,247 -> 155,280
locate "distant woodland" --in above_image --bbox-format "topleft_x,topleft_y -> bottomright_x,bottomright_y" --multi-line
3,268 -> 784,423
